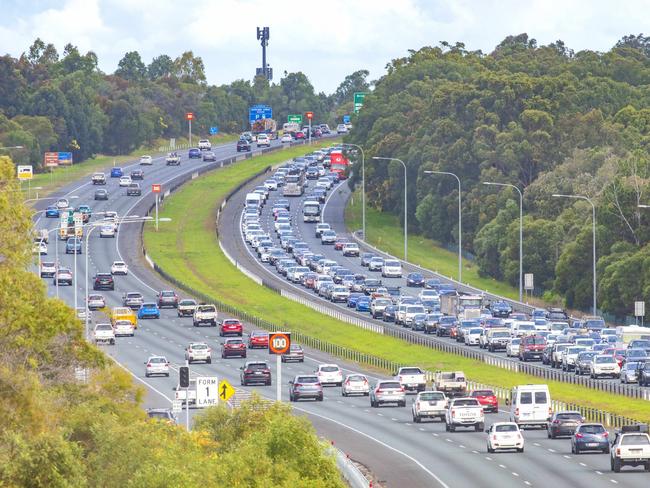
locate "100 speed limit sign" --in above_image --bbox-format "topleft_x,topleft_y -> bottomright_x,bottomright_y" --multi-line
269,332 -> 291,355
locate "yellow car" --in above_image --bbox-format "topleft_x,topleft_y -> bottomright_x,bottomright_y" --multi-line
110,307 -> 138,329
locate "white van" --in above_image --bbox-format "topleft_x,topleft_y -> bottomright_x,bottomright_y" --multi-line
508,384 -> 551,429
245,192 -> 262,208
381,259 -> 403,278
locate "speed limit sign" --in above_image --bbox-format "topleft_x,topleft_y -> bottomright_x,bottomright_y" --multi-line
268,332 -> 291,355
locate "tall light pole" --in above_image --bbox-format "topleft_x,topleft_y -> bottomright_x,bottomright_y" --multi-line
372,156 -> 408,260
344,143 -> 365,240
553,194 -> 597,316
425,170 -> 462,283
484,182 -> 524,302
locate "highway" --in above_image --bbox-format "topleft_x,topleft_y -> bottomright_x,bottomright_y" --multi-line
218,173 -> 650,402
30,141 -> 650,487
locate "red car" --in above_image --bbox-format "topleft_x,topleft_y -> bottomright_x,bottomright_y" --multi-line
294,131 -> 306,140
334,239 -> 349,251
603,348 -> 627,368
221,338 -> 247,358
303,274 -> 317,289
470,389 -> 498,413
220,318 -> 243,337
248,331 -> 269,349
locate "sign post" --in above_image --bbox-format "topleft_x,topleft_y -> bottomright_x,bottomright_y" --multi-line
186,112 -> 194,147
305,112 -> 313,146
17,165 -> 33,198
269,332 -> 291,401
635,301 -> 645,326
152,184 -> 162,231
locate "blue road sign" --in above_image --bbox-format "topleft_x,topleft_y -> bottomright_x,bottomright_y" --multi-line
249,105 -> 273,123
58,152 -> 73,165
343,115 -> 351,124
209,127 -> 218,135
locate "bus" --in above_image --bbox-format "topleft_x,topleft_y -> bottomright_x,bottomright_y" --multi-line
302,200 -> 321,223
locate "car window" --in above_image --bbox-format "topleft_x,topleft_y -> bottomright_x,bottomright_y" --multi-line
321,366 -> 339,372
556,413 -> 582,420
534,392 -> 547,404
595,356 -> 615,363
473,390 -> 494,396
379,381 -> 401,389
520,392 -> 533,404
150,357 -> 166,363
400,368 -> 422,375
495,424 -> 518,432
347,375 -> 366,382
248,363 -> 268,370
191,344 -> 207,350
296,376 -> 318,384
420,392 -> 445,401
580,425 -> 606,434
454,399 -> 479,406
621,435 -> 650,445
227,340 -> 243,345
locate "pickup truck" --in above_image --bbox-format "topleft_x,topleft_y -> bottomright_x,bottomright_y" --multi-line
91,172 -> 106,185
395,367 -> 427,392
434,371 -> 467,397
93,323 -> 116,345
610,425 -> 650,472
411,391 -> 447,423
198,139 -> 212,150
193,304 -> 218,327
165,153 -> 181,166
486,329 -> 512,352
445,397 -> 485,432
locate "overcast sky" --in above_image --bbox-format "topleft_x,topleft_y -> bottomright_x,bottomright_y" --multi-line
2,0 -> 649,93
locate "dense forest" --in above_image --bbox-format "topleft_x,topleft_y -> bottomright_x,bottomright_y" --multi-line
347,34 -> 650,318
0,155 -> 344,487
0,38 -> 369,167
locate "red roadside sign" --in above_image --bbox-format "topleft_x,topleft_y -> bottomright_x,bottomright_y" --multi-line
305,111 -> 313,120
152,184 -> 162,193
186,112 -> 194,120
44,152 -> 59,167
268,332 -> 291,355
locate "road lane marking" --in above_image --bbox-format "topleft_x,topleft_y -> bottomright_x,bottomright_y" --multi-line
511,472 -> 518,476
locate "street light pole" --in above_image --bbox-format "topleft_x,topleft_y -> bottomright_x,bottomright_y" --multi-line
425,170 -> 462,283
372,156 -> 408,260
344,144 -> 366,240
554,194 -> 597,315
483,182 -> 524,302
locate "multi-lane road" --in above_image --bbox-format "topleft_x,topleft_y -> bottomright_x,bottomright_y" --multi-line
30,141 -> 649,487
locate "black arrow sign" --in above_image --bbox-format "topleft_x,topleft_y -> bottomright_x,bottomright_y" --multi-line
220,383 -> 228,399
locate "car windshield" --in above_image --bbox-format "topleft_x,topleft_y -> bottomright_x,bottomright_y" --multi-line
248,363 -> 268,370
150,357 -> 166,363
161,291 -> 175,297
96,324 -> 112,331
453,399 -> 479,406
473,390 -> 494,396
296,376 -> 318,384
557,413 -> 582,420
142,303 -> 156,308
227,340 -> 243,345
321,366 -> 339,372
580,425 -> 606,434
621,435 -> 650,445
347,375 -> 366,382
379,382 -> 401,389
420,392 -> 445,401
495,424 -> 518,432
179,300 -> 195,306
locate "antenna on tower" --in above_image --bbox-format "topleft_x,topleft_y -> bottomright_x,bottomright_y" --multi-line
255,26 -> 272,80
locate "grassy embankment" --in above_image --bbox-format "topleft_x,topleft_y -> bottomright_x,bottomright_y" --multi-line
24,134 -> 238,196
143,145 -> 650,423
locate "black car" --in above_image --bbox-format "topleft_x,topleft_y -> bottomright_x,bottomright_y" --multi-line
236,139 -> 251,152
362,279 -> 382,295
94,189 -> 109,200
547,307 -> 569,320
240,361 -> 272,386
93,273 -> 115,291
424,278 -> 441,290
382,305 -> 397,322
406,272 -> 425,287
571,423 -> 609,454
638,361 -> 650,386
436,317 -> 457,337
130,169 -> 144,180
202,151 -> 216,161
490,301 -> 513,318
548,411 -> 585,439
188,148 -> 201,159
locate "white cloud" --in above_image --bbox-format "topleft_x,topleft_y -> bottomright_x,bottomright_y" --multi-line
2,0 -> 650,92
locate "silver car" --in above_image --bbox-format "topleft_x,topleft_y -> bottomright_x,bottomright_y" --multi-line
370,380 -> 406,407
341,374 -> 370,397
87,294 -> 106,310
185,342 -> 212,364
145,356 -> 170,377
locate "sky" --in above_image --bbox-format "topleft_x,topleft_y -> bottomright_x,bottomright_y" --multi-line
1,0 -> 650,93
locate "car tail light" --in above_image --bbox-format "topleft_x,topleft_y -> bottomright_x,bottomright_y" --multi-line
515,408 -> 519,416
603,432 -> 609,437
553,419 -> 560,424
575,433 -> 584,438
492,435 -> 497,441
452,410 -> 456,418
146,363 -> 151,367
548,407 -> 553,416
345,380 -> 350,386
616,448 -> 620,456
363,379 -> 368,384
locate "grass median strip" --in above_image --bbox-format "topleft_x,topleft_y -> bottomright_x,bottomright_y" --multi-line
143,146 -> 650,423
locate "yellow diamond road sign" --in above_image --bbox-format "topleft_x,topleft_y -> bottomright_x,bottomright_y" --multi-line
219,379 -> 235,401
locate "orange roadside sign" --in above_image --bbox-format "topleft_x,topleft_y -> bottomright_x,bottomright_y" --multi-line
269,332 -> 291,354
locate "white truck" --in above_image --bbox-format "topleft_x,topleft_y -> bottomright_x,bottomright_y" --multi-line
411,391 -> 448,423
198,139 -> 212,150
193,304 -> 218,327
610,425 -> 650,472
440,294 -> 483,321
165,152 -> 181,166
93,323 -> 116,345
445,397 -> 485,432
434,371 -> 467,397
394,367 -> 427,393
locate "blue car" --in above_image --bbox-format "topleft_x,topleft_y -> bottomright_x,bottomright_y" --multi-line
138,302 -> 160,319
188,148 -> 201,159
45,205 -> 60,218
356,297 -> 371,312
110,167 -> 123,178
347,293 -> 364,308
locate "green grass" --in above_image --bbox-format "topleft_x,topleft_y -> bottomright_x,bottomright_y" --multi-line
26,134 -> 238,197
345,190 -> 522,301
143,145 -> 650,424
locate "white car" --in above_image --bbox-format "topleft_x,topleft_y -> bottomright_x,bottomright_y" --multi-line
99,225 -> 116,238
316,364 -> 343,386
263,179 -> 278,191
55,198 -> 69,209
119,176 -> 132,187
145,356 -> 170,377
40,261 -> 56,278
185,342 -> 212,364
111,261 -> 129,275
336,124 -> 348,134
506,338 -> 521,357
256,134 -> 271,147
93,323 -> 115,345
87,294 -> 106,310
33,241 -> 48,255
381,259 -> 403,278
486,422 -> 525,453
140,155 -> 153,165
198,139 -> 212,150
341,374 -> 370,396
589,355 -> 621,379
464,327 -> 483,346
113,320 -> 135,337
281,133 -> 292,143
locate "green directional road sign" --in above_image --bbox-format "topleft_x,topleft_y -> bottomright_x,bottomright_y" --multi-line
353,92 -> 367,113
287,114 -> 303,124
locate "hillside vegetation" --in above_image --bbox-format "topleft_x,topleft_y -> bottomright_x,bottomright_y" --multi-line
0,154 -> 343,487
346,34 -> 650,318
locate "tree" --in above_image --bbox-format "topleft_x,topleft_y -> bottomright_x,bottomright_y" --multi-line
115,51 -> 147,82
148,54 -> 174,80
173,51 -> 206,84
333,69 -> 370,106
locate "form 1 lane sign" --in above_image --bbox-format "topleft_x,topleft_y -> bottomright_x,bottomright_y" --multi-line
268,332 -> 291,355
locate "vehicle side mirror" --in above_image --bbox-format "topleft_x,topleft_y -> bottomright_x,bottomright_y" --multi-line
485,429 -> 490,433
239,366 -> 243,370
288,381 -> 293,384
505,398 -> 510,406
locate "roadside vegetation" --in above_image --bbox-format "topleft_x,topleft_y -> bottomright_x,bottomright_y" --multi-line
0,154 -> 344,487
142,146 -> 650,423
